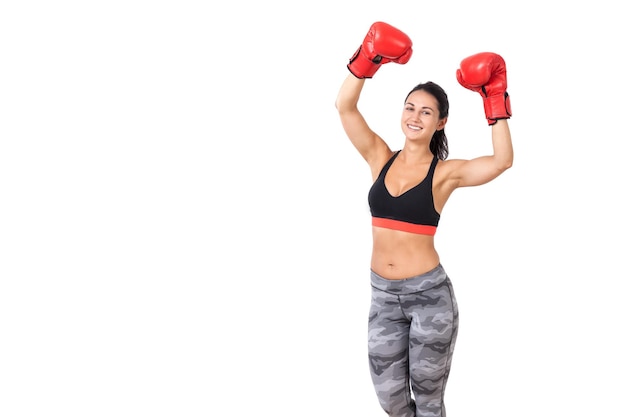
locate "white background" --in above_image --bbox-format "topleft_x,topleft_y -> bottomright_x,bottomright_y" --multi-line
1,1 -> 625,416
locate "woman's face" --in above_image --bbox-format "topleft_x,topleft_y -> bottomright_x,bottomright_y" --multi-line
401,90 -> 446,140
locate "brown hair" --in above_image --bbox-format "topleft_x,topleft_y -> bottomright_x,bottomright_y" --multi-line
405,82 -> 449,160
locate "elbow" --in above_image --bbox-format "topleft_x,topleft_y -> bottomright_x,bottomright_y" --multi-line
504,157 -> 513,171
497,148 -> 514,171
335,96 -> 350,113
501,156 -> 514,172
335,92 -> 358,114
494,155 -> 513,175
505,149 -> 515,169
335,101 -> 355,117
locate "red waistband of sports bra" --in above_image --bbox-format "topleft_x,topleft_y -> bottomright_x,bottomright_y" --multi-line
371,217 -> 437,236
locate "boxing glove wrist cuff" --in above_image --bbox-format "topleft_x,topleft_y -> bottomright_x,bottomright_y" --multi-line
483,93 -> 512,125
347,47 -> 381,79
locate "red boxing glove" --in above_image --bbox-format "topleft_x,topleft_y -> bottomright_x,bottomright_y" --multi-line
347,21 -> 412,79
456,52 -> 512,125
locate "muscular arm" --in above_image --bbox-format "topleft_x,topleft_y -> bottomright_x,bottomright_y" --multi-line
447,119 -> 513,188
449,52 -> 514,188
335,74 -> 392,175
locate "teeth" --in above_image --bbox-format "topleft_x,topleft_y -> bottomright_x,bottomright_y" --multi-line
408,125 -> 421,130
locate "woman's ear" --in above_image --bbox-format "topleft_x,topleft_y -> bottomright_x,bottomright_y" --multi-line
437,117 -> 448,131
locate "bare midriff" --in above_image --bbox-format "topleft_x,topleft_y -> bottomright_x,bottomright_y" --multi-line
371,226 -> 440,280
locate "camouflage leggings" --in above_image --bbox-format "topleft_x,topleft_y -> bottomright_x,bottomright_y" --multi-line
368,264 -> 459,417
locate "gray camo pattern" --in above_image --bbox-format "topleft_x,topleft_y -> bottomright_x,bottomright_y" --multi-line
368,264 -> 459,417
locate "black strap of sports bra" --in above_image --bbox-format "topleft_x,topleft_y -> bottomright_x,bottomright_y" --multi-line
378,151 -> 437,180
427,154 -> 438,177
375,151 -> 400,180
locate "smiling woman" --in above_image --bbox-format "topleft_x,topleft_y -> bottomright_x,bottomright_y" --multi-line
335,21 -> 513,417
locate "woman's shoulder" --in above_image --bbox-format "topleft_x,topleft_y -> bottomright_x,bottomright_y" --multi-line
367,146 -> 396,180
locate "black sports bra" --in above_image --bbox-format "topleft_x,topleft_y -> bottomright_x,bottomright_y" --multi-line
368,151 -> 440,235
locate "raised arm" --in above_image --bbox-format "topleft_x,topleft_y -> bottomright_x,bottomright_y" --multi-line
335,74 -> 384,163
449,119 -> 513,187
335,22 -> 412,167
448,52 -> 514,187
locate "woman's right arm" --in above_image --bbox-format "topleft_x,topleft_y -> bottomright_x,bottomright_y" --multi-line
335,74 -> 391,169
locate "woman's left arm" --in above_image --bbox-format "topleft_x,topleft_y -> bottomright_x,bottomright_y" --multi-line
454,119 -> 513,188
451,51 -> 514,188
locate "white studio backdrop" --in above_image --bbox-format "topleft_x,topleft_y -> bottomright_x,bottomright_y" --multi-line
1,1 -> 624,416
